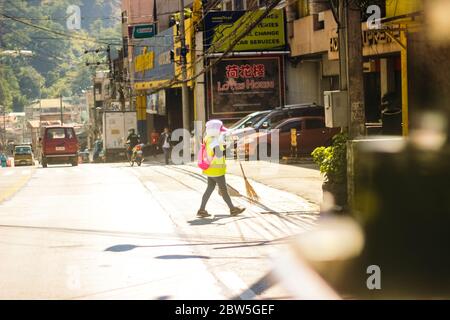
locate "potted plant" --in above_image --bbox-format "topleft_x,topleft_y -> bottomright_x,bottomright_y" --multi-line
311,133 -> 348,209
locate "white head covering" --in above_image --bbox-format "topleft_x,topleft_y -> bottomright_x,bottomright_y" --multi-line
205,119 -> 228,149
205,119 -> 223,137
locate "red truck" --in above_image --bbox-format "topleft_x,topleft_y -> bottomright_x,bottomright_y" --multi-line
40,126 -> 79,168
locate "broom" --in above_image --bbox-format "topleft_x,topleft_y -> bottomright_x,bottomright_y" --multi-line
217,162 -> 258,200
239,161 -> 259,203
218,183 -> 241,197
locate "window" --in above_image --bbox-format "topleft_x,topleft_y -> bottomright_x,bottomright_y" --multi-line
47,128 -> 66,139
223,0 -> 260,11
223,0 -> 232,10
234,0 -> 244,10
280,121 -> 302,133
121,11 -> 128,24
95,83 -> 102,95
66,128 -> 75,139
305,119 -> 325,129
313,13 -> 325,31
15,147 -> 31,155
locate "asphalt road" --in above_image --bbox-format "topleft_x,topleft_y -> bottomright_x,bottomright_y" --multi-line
0,162 -> 319,299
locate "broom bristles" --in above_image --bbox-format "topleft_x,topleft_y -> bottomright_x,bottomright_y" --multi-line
244,176 -> 259,202
238,161 -> 260,202
218,184 -> 241,197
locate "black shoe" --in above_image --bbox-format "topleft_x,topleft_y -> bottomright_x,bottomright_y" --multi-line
197,210 -> 211,218
230,207 -> 245,216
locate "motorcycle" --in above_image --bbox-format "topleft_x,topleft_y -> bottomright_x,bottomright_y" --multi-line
128,143 -> 144,166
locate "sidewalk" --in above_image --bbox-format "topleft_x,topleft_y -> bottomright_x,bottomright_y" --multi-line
145,154 -> 324,207
223,160 -> 323,206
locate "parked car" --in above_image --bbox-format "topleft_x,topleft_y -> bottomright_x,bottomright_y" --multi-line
227,110 -> 271,131
40,126 -> 79,168
13,145 -> 34,166
236,116 -> 340,158
228,103 -> 324,154
189,111 -> 271,156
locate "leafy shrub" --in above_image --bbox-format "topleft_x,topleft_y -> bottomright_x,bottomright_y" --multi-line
311,133 -> 348,185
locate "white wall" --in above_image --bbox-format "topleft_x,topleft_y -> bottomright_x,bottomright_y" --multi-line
285,58 -> 322,105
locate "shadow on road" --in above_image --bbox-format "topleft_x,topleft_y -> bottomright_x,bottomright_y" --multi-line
103,237 -> 288,252
187,214 -> 249,226
154,254 -> 210,260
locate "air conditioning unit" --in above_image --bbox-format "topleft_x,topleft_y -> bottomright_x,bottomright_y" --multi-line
324,90 -> 348,128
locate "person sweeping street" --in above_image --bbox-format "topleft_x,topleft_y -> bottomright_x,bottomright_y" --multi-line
197,119 -> 245,218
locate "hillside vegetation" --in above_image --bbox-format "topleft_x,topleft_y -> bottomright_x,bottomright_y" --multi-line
0,0 -> 121,112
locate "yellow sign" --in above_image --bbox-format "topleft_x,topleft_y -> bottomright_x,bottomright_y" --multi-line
173,18 -> 194,87
135,52 -> 154,73
134,79 -> 170,90
205,9 -> 285,52
386,0 -> 422,18
290,128 -> 297,147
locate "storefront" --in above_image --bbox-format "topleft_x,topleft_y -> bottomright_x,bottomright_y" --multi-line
133,26 -> 175,142
329,25 -> 403,133
204,8 -> 287,124
207,55 -> 284,122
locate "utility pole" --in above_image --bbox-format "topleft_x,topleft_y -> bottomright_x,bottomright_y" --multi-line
60,95 -> 64,125
338,0 -> 348,92
2,107 -> 5,151
92,74 -> 99,141
338,0 -> 366,138
179,0 -> 190,134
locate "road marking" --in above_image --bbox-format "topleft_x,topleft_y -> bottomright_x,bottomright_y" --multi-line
217,271 -> 257,300
0,169 -> 34,204
21,170 -> 31,175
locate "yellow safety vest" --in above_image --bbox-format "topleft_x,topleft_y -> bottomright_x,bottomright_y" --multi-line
202,136 -> 226,177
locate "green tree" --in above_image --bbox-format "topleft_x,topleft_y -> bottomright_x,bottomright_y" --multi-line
18,66 -> 44,101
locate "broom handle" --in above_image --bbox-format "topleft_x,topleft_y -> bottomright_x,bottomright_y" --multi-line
238,160 -> 246,178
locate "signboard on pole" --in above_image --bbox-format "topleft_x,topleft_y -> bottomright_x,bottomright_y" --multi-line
133,26 -> 174,85
204,9 -> 285,52
208,56 -> 284,118
131,24 -> 156,39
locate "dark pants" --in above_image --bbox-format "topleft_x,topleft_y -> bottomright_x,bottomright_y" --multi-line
163,147 -> 170,164
200,175 -> 234,211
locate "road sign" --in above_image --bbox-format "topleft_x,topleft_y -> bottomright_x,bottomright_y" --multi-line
132,24 -> 156,39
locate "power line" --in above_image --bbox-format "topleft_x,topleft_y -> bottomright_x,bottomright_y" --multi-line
130,1 -> 263,89
0,12 -> 118,46
0,22 -> 83,64
140,0 -> 283,95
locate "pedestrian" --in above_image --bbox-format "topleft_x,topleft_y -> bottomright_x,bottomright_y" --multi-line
159,127 -> 171,165
0,152 -> 6,167
197,119 -> 245,218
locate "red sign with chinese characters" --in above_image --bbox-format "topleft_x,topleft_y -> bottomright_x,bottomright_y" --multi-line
208,56 -> 284,118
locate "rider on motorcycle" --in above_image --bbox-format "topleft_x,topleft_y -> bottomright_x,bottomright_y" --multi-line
126,129 -> 140,158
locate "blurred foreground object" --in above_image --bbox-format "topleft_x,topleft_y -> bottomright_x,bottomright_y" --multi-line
274,4 -> 450,298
